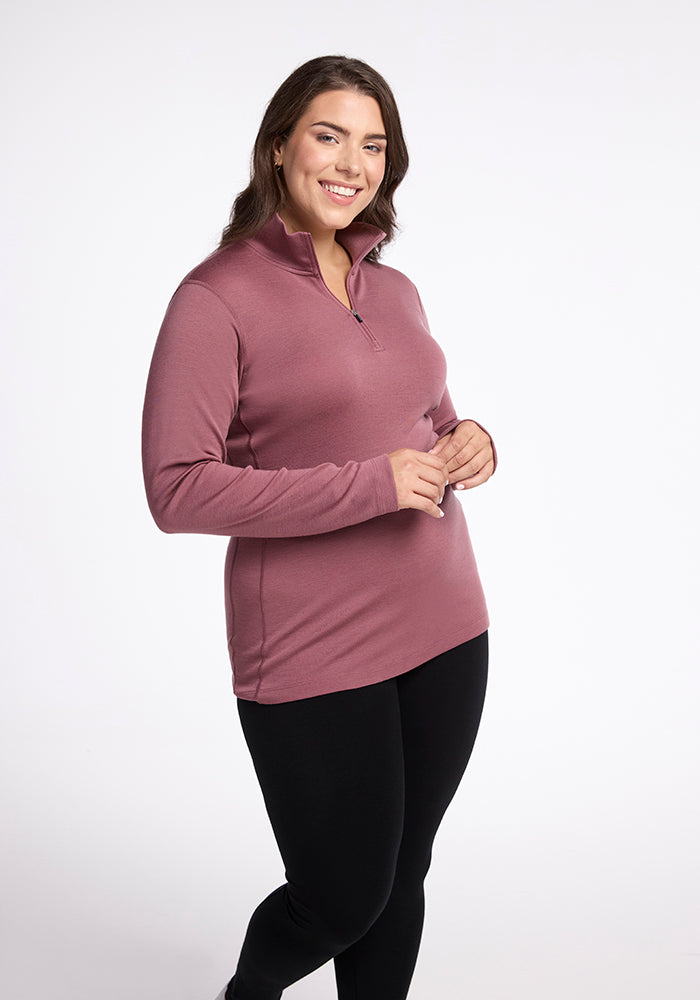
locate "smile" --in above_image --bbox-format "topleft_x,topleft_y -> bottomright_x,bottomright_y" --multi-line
320,181 -> 362,201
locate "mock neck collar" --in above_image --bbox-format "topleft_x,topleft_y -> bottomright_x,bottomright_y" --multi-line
245,213 -> 386,276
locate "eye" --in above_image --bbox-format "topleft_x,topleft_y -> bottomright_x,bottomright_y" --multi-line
364,143 -> 384,154
317,133 -> 338,144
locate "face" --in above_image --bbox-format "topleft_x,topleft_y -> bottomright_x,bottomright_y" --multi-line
273,89 -> 387,239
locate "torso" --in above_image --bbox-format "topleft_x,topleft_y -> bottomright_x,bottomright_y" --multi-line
154,214 -> 490,703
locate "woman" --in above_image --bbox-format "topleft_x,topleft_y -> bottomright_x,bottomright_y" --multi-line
142,55 -> 495,1000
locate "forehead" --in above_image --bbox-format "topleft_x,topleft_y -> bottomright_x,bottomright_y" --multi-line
297,89 -> 385,132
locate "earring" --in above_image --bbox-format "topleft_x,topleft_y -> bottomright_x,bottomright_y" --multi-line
274,162 -> 282,172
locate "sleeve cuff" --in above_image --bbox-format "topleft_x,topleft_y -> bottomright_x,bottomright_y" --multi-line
370,453 -> 400,513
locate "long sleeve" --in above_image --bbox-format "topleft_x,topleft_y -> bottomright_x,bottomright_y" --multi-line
429,384 -> 464,439
141,281 -> 398,538
413,285 -> 497,467
430,386 -> 498,471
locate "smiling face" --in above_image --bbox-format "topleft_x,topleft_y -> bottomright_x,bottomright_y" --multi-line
273,89 -> 387,241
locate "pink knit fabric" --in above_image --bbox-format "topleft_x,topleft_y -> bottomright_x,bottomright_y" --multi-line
142,215 -> 490,702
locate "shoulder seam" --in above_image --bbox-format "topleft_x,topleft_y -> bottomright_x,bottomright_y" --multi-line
181,279 -> 239,324
180,279 -> 248,374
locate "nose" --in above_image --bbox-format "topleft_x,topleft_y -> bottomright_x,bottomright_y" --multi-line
335,144 -> 361,176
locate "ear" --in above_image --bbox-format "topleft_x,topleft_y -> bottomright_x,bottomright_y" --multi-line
272,137 -> 284,164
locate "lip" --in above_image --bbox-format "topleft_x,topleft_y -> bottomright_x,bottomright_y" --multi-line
318,180 -> 363,204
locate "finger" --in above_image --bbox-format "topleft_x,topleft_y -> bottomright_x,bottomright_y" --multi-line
416,451 -> 451,474
411,493 -> 445,518
446,448 -> 490,484
431,433 -> 463,461
413,474 -> 448,506
428,433 -> 451,457
417,464 -> 450,489
453,460 -> 495,490
446,439 -> 493,477
441,432 -> 481,470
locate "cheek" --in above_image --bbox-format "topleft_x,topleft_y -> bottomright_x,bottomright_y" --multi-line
288,144 -> 323,181
370,164 -> 386,193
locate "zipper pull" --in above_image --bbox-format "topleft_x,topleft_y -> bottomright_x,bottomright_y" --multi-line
351,309 -> 363,323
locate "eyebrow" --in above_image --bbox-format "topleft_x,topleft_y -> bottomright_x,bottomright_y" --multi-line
310,120 -> 387,142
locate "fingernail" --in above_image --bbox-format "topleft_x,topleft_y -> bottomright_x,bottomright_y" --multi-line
456,484 -> 465,490
439,510 -> 445,518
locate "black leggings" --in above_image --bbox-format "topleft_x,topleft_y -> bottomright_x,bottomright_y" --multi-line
227,631 -> 488,1000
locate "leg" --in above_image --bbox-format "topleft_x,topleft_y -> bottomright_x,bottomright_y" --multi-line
333,631 -> 489,1000
227,678 -> 406,999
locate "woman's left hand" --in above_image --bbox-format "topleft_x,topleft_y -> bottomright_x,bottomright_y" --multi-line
429,420 -> 495,490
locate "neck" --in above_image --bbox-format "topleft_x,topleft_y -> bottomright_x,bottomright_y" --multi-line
277,209 -> 348,269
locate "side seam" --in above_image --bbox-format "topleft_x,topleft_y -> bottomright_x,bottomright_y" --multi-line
251,538 -> 268,702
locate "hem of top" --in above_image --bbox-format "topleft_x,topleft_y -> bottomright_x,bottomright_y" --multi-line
233,614 -> 490,705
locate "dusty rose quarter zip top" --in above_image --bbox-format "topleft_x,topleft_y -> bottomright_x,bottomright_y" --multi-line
142,214 -> 492,704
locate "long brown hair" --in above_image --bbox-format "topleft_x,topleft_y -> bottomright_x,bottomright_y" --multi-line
219,56 -> 409,263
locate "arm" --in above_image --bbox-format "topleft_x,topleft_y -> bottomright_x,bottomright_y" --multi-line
141,281 -> 399,538
414,286 -> 497,479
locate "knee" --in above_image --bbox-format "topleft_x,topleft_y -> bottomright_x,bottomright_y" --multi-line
327,877 -> 394,948
288,867 -> 395,951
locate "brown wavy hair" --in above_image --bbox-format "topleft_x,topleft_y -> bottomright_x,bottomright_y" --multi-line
219,56 -> 409,263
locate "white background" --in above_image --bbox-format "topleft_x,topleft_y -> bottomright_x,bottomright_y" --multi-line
2,1 -> 699,998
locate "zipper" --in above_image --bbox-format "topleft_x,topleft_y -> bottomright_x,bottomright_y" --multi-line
309,233 -> 385,350
319,281 -> 384,351
346,300 -> 383,350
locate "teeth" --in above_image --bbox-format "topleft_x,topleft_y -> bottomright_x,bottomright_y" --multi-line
322,183 -> 358,197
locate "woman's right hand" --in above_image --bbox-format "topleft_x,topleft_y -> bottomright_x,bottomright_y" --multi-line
388,449 -> 450,519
